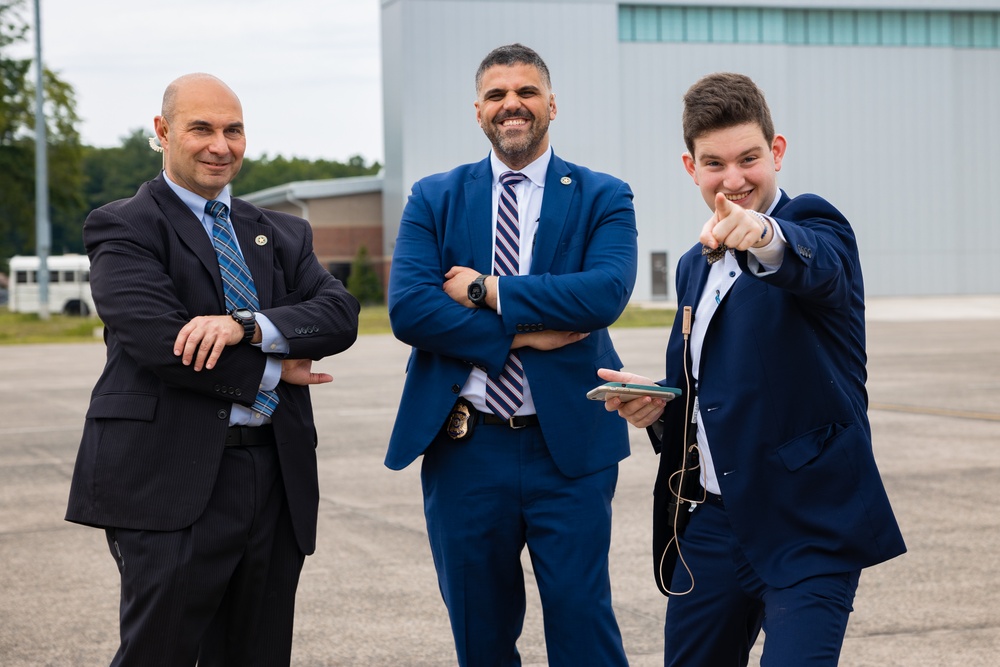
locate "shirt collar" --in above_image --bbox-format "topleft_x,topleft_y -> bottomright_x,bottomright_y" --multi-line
764,188 -> 782,216
162,171 -> 232,221
489,146 -> 552,188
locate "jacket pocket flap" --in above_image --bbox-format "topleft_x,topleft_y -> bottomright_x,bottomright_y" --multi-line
86,392 -> 158,421
776,422 -> 847,471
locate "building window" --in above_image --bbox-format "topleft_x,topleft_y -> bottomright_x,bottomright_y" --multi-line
619,5 -> 1000,49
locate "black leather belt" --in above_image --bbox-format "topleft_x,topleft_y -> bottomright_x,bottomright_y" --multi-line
478,412 -> 540,429
225,424 -> 276,447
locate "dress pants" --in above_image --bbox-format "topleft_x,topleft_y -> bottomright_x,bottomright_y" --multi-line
105,444 -> 305,667
420,422 -> 628,667
664,496 -> 861,667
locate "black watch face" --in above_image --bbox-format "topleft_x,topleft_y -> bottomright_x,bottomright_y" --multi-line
232,308 -> 253,321
469,283 -> 484,301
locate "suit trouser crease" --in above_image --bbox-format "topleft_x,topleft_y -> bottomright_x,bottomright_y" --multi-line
664,499 -> 860,667
420,424 -> 628,667
107,445 -> 304,667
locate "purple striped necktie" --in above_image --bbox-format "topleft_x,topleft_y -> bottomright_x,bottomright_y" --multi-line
484,172 -> 527,420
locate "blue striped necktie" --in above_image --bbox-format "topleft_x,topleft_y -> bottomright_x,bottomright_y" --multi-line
205,200 -> 279,418
485,172 -> 527,420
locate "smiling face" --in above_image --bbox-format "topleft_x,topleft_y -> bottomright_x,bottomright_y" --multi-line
682,122 -> 786,214
154,75 -> 245,200
475,63 -> 557,170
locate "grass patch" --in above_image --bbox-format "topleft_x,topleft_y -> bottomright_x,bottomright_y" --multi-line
612,305 -> 675,329
355,304 -> 674,334
0,303 -> 672,345
0,309 -> 103,345
357,305 -> 393,335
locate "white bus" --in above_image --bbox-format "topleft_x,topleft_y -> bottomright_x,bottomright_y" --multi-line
7,254 -> 96,316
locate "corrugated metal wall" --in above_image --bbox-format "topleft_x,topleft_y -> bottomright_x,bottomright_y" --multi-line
380,0 -> 625,274
382,0 -> 1000,299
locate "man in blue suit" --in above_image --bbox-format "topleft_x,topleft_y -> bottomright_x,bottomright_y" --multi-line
386,44 -> 637,666
600,73 -> 906,665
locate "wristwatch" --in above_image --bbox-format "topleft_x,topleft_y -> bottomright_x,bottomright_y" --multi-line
230,308 -> 256,343
467,274 -> 488,307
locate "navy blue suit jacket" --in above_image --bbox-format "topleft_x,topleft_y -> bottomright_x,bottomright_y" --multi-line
386,153 -> 638,478
66,175 -> 360,554
652,191 -> 905,592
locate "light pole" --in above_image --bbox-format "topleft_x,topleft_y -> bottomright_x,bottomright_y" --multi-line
33,0 -> 51,319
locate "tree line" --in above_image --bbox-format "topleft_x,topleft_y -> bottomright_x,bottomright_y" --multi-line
0,0 -> 380,267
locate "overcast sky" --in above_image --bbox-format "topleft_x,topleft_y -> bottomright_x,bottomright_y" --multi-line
16,0 -> 383,163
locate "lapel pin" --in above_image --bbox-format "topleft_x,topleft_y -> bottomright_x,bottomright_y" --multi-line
560,176 -> 572,185
255,235 -> 268,246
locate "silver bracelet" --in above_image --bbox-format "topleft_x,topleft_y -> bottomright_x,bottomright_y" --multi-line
748,210 -> 770,241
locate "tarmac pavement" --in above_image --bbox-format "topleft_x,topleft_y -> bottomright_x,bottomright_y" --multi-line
1,295 -> 998,666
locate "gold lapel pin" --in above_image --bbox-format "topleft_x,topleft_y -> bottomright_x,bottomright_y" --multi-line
560,176 -> 572,185
255,235 -> 268,246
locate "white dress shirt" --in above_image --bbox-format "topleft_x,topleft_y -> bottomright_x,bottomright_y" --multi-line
163,173 -> 286,425
691,189 -> 787,494
459,148 -> 552,416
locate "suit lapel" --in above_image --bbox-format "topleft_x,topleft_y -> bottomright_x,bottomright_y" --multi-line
530,154 -> 573,274
688,251 -> 712,314
148,176 -> 224,305
464,157 -> 495,274
772,190 -> 791,216
148,176 -> 274,311
230,200 -> 275,308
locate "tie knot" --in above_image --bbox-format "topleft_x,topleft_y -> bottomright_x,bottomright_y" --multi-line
206,199 -> 230,221
500,172 -> 526,187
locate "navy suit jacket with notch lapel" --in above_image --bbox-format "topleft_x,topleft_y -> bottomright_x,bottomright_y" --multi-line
651,190 -> 906,593
386,153 -> 638,478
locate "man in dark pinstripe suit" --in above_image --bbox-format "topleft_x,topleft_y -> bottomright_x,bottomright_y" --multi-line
65,73 -> 360,667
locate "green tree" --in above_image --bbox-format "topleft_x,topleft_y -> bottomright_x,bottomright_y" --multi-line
233,153 -> 381,195
82,128 -> 162,212
0,0 -> 85,259
346,244 -> 383,306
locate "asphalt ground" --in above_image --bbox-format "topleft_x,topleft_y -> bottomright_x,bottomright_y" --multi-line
1,296 -> 998,666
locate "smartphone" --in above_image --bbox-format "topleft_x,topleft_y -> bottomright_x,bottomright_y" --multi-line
586,382 -> 681,402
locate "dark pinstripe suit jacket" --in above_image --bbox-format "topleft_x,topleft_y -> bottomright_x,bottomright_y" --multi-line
65,174 -> 359,554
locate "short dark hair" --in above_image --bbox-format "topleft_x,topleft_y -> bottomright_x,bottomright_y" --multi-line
475,43 -> 551,93
682,73 -> 775,156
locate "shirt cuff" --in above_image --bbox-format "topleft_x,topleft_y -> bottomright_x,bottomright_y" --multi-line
254,313 -> 289,356
494,278 -> 503,315
748,215 -> 787,274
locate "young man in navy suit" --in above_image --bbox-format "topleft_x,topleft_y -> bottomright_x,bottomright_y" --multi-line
600,73 -> 906,665
387,44 -> 637,666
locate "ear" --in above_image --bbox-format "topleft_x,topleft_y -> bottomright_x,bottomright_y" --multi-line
682,152 -> 698,183
474,100 -> 483,127
771,134 -> 787,172
154,115 -> 168,144
548,93 -> 557,121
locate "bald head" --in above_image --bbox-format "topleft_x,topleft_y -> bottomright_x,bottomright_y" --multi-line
161,73 -> 240,122
153,73 -> 246,199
